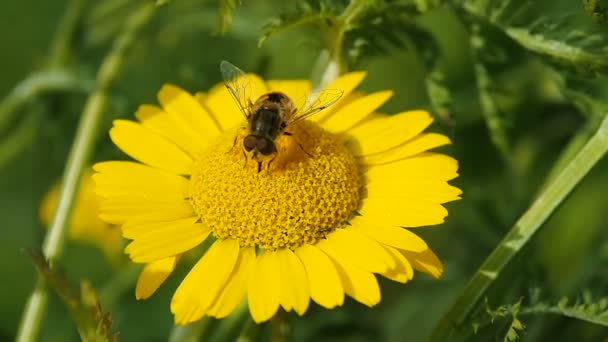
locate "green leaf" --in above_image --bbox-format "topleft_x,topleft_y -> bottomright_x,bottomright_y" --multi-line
583,0 -> 608,23
468,19 -> 511,161
217,0 -> 239,35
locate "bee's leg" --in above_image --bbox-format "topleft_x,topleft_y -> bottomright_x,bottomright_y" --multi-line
227,134 -> 238,154
257,161 -> 262,173
241,149 -> 248,169
298,141 -> 313,157
283,131 -> 312,157
266,155 -> 276,171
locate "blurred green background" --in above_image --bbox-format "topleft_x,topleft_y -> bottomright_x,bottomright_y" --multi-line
1,0 -> 607,341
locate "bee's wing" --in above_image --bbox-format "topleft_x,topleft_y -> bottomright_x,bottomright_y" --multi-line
289,89 -> 344,123
220,60 -> 254,118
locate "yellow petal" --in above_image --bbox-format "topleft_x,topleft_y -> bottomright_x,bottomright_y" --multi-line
363,153 -> 461,204
109,120 -> 193,175
323,250 -> 380,307
365,180 -> 462,204
93,161 -> 188,199
351,112 -> 386,128
124,218 -> 211,263
275,248 -> 310,315
322,91 -> 393,133
266,80 -> 311,101
97,197 -> 194,226
380,246 -> 413,283
346,110 -> 433,156
319,229 -> 395,273
314,72 -> 367,122
157,84 -> 221,145
295,244 -> 344,309
358,133 -> 451,166
365,152 -> 459,181
248,250 -> 281,323
402,248 -> 444,279
171,239 -> 240,325
200,85 -> 243,131
41,171 -> 122,262
207,247 -> 255,318
135,104 -> 207,155
136,255 -> 180,299
205,73 -> 267,131
358,196 -> 448,227
350,218 -> 428,252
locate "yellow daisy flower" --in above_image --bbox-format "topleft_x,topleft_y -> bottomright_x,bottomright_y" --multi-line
92,70 -> 461,324
40,170 -> 122,262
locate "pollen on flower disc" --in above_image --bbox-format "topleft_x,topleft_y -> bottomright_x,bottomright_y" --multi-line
189,121 -> 361,250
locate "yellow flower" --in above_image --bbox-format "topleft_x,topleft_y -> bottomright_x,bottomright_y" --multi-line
92,71 -> 461,324
40,170 -> 122,262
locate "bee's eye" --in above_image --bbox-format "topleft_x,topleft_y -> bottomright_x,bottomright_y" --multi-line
257,137 -> 276,155
243,135 -> 257,151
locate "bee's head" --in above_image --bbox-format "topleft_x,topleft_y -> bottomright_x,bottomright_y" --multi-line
244,134 -> 276,156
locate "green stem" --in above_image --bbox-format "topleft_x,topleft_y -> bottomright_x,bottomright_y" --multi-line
48,0 -> 86,68
209,302 -> 249,342
168,319 -> 213,342
271,309 -> 289,342
98,263 -> 141,311
236,317 -> 260,342
15,4 -> 156,342
0,106 -> 42,170
0,0 -> 87,134
430,113 -> 608,341
0,70 -> 91,135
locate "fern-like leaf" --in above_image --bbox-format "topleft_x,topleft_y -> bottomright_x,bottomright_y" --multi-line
27,249 -> 117,341
460,0 -> 608,75
522,294 -> 608,327
483,298 -> 526,342
258,0 -> 339,47
583,0 -> 608,23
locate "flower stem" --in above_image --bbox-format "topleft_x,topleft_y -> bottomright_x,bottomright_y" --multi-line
0,70 -> 91,134
430,112 -> 608,341
271,309 -> 289,342
210,302 -> 249,342
168,319 -> 213,342
236,317 -> 259,342
15,3 -> 156,342
0,0 -> 87,136
47,0 -> 86,69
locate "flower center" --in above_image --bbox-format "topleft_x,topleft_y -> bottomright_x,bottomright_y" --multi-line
189,120 -> 361,250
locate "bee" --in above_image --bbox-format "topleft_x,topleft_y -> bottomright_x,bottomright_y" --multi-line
220,61 -> 343,171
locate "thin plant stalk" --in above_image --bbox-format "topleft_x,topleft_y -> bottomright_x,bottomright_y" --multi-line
430,112 -> 608,341
15,3 -> 156,342
0,0 -> 86,134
